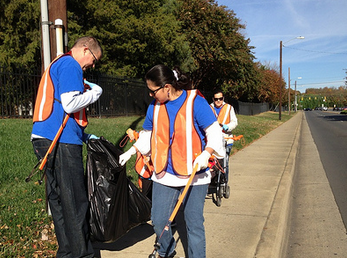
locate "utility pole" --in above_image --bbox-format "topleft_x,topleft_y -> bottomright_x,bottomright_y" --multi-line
48,0 -> 68,59
279,41 -> 282,120
294,81 -> 298,112
288,67 -> 291,115
278,36 -> 304,120
40,0 -> 51,72
39,0 -> 67,73
39,0 -> 67,214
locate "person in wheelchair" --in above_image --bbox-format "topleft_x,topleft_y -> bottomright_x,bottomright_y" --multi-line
210,89 -> 238,183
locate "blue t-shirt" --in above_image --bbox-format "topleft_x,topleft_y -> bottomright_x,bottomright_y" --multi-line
143,90 -> 217,174
32,55 -> 86,145
213,105 -> 222,116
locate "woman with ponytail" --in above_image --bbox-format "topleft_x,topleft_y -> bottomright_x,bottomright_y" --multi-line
119,64 -> 225,258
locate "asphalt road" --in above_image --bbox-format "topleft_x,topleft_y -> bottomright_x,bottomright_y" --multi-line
305,110 -> 347,228
286,110 -> 347,257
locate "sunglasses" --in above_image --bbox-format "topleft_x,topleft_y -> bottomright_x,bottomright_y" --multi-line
148,85 -> 165,96
214,97 -> 224,101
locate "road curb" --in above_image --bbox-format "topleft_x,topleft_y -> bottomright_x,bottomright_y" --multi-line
254,112 -> 303,258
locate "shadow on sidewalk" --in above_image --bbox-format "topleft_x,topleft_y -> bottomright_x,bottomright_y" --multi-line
92,223 -> 154,257
92,209 -> 189,257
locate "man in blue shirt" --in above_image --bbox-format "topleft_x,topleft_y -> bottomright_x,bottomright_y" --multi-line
31,36 -> 102,258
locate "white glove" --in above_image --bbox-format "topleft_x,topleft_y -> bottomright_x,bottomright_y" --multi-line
193,150 -> 211,171
119,146 -> 137,166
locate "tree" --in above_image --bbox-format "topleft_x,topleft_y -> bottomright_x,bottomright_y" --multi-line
256,63 -> 283,104
0,0 -> 279,104
68,0 -> 193,78
0,0 -> 42,116
0,0 -> 41,70
177,0 -> 261,101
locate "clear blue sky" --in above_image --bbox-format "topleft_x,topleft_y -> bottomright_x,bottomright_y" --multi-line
216,0 -> 347,93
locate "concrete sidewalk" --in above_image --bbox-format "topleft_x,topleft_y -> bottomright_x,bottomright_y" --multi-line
93,111 -> 303,258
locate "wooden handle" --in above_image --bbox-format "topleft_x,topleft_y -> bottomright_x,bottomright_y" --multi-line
38,114 -> 70,170
168,164 -> 199,222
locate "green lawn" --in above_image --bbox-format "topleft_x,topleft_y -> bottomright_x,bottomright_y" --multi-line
0,111 -> 295,257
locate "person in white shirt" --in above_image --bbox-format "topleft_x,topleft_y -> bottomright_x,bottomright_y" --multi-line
210,89 -> 238,182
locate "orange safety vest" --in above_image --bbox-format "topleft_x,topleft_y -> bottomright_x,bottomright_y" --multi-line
33,53 -> 88,127
151,90 -> 202,176
211,103 -> 231,124
135,152 -> 154,179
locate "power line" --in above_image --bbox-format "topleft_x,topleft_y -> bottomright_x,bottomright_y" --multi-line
283,45 -> 347,55
298,80 -> 345,86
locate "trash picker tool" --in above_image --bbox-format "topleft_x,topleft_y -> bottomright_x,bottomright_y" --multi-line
26,113 -> 70,184
148,163 -> 199,258
119,128 -> 139,147
225,134 -> 245,146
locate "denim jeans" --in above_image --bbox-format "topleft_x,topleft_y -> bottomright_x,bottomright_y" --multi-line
32,138 -> 94,258
152,182 -> 209,258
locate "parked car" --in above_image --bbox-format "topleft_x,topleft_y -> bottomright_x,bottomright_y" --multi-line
304,108 -> 312,111
322,107 -> 328,111
333,107 -> 343,111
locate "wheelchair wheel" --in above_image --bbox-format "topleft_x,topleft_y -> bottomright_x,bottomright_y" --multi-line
218,184 -> 224,198
216,195 -> 222,207
224,185 -> 230,199
212,191 -> 222,207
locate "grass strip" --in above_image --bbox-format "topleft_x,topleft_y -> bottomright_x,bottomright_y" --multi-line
0,111 -> 295,256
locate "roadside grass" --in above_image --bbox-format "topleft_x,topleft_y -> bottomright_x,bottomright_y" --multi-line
229,111 -> 294,155
0,111 -> 295,257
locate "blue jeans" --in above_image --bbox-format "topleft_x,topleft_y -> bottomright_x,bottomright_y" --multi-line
152,182 -> 209,258
32,138 -> 94,258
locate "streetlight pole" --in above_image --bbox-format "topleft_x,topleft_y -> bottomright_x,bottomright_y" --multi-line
294,80 -> 297,112
288,67 -> 291,115
278,36 -> 304,120
279,40 -> 283,120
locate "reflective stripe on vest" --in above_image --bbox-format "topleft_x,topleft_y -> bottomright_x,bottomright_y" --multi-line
135,152 -> 153,179
151,101 -> 170,173
33,56 -> 60,122
151,90 -> 202,176
211,104 -> 231,124
73,108 -> 88,128
33,53 -> 88,127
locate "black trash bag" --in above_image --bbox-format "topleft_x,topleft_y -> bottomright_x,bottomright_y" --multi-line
87,137 -> 151,243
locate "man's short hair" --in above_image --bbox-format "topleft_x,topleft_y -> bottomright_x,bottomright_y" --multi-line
72,36 -> 102,56
213,88 -> 224,96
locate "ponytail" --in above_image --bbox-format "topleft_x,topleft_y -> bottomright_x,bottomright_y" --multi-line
145,64 -> 192,90
172,66 -> 192,90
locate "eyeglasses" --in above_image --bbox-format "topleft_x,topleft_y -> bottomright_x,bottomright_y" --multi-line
148,85 -> 165,96
214,97 -> 224,101
84,45 -> 98,64
88,48 -> 98,64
